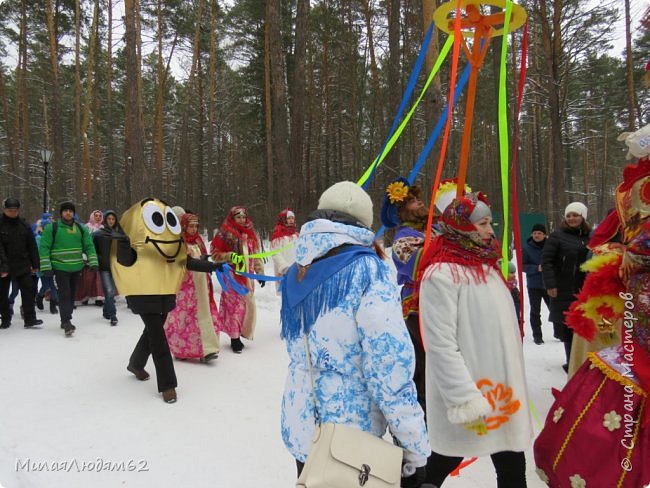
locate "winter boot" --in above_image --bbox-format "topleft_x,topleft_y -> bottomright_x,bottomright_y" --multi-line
62,320 -> 76,337
110,316 -> 118,326
126,364 -> 150,381
162,388 -> 177,404
24,318 -> 44,328
0,319 -> 11,329
50,300 -> 58,315
230,337 -> 244,353
95,300 -> 104,306
36,295 -> 44,310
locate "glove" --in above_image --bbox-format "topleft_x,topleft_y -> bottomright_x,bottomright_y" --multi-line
211,261 -> 224,273
89,265 -> 98,272
401,466 -> 426,488
43,270 -> 54,277
463,416 -> 488,436
257,279 -> 266,288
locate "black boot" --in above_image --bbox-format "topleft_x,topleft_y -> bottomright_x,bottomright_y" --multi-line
50,300 -> 58,314
231,337 -> 244,353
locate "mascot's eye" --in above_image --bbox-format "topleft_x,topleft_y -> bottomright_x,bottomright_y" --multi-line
142,202 -> 166,234
165,207 -> 182,235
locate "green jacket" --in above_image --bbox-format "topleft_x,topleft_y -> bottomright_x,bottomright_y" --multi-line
39,221 -> 98,272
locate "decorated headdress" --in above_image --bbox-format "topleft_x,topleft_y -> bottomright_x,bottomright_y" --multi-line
434,178 -> 472,214
380,177 -> 423,228
615,124 -> 650,243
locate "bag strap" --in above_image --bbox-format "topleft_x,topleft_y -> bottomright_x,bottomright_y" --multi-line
303,335 -> 321,424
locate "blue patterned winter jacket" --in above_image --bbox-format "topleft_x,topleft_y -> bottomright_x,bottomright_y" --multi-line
280,219 -> 430,465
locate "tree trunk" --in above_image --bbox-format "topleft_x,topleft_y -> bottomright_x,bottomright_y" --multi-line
267,0 -> 290,205
45,0 -> 64,201
74,0 -> 82,182
290,0 -> 309,209
624,0 -> 636,131
80,0 -> 99,205
264,13 -> 274,205
387,0 -> 401,173
106,0 -> 115,206
361,0 -> 385,153
207,0 -> 219,221
124,0 -> 145,201
537,0 -> 566,221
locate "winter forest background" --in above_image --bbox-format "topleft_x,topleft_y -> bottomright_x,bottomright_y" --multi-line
0,0 -> 648,234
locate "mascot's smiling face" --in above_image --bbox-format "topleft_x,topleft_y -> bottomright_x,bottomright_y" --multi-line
111,198 -> 187,296
139,199 -> 183,261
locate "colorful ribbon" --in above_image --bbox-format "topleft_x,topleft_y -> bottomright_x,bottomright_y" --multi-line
358,34 -> 455,188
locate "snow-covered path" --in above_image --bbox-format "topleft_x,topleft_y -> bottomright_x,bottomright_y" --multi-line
0,260 -> 563,488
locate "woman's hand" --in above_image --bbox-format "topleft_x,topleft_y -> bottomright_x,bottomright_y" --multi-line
547,288 -> 557,298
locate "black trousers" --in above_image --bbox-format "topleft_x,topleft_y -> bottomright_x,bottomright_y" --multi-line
428,450 -> 526,487
405,314 -> 426,409
129,313 -> 177,392
527,288 -> 550,341
0,272 -> 38,323
54,270 -> 81,323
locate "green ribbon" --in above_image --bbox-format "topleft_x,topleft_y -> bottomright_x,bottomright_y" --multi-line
357,35 -> 454,187
499,0 -> 513,277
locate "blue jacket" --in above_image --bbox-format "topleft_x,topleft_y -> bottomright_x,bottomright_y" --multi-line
522,236 -> 545,289
280,218 -> 430,466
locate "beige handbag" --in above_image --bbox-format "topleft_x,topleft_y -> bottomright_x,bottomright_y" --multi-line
297,337 -> 403,487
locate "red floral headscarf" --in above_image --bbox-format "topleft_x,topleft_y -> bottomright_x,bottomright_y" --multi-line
271,208 -> 298,241
212,206 -> 259,255
419,193 -> 502,284
181,213 -> 207,253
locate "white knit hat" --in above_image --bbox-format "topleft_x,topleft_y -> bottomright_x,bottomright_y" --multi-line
318,181 -> 373,228
564,201 -> 588,219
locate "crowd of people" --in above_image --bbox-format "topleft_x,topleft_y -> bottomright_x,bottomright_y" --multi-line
1,124 -> 649,487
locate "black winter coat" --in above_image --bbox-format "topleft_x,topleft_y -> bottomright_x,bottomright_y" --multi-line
92,228 -> 115,271
542,225 -> 590,324
0,214 -> 39,277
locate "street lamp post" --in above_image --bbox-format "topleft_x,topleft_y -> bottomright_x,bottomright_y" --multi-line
39,148 -> 53,213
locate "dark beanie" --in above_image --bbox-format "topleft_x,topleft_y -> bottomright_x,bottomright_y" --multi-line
60,201 -> 76,214
531,223 -> 547,234
3,197 -> 20,209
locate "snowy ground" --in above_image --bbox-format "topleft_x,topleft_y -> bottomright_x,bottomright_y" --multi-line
0,257 -> 565,488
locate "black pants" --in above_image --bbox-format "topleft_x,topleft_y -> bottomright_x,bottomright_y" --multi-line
556,322 -> 574,364
0,273 -> 36,322
428,450 -> 526,487
54,270 -> 81,323
405,314 -> 426,409
0,273 -> 38,323
129,313 -> 177,392
527,288 -> 550,341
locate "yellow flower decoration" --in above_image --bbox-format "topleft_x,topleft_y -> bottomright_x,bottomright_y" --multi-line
553,406 -> 565,423
386,181 -> 410,204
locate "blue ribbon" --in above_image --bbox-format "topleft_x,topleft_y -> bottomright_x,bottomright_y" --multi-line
214,264 -> 249,295
362,21 -> 435,190
376,61 -> 472,239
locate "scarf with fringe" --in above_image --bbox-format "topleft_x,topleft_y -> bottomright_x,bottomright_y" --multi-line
281,245 -> 380,340
281,219 -> 378,340
419,197 -> 502,284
